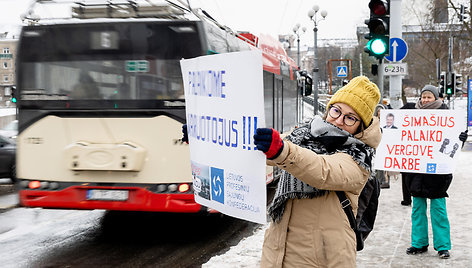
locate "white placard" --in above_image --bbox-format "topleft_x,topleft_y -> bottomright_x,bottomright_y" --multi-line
374,109 -> 466,174
180,50 -> 267,224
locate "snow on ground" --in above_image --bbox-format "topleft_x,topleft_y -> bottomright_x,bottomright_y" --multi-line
202,224 -> 266,268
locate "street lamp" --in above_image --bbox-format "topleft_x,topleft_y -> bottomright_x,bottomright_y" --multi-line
308,5 -> 327,115
292,23 -> 306,68
293,23 -> 306,123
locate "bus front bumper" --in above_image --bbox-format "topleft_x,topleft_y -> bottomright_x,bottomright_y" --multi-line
19,185 -> 204,213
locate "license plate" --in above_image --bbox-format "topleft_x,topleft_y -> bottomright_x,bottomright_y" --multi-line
86,189 -> 129,201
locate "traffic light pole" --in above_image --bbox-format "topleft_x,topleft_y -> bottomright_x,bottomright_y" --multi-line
389,0 -> 403,109
378,59 -> 384,99
448,35 -> 453,73
447,35 -> 454,108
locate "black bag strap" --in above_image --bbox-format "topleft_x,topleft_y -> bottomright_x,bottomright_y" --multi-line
335,191 -> 357,231
336,191 -> 364,251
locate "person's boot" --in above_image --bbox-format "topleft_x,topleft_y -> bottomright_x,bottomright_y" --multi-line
380,178 -> 390,189
401,200 -> 411,206
406,245 -> 428,255
438,250 -> 450,259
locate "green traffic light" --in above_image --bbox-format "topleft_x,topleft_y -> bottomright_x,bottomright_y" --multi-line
11,97 -> 17,103
368,38 -> 387,55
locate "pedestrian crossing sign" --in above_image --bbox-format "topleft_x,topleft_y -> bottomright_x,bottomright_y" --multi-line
337,66 -> 347,77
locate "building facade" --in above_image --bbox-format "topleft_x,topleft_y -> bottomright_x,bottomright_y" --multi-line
0,35 -> 18,108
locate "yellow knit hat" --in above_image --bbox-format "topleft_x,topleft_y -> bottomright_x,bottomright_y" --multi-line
327,76 -> 380,126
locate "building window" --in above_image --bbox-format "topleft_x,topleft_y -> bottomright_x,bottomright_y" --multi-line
3,62 -> 7,69
3,75 -> 8,82
2,48 -> 10,54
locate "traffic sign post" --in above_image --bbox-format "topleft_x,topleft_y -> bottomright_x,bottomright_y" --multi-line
388,0 -> 404,109
327,59 -> 352,94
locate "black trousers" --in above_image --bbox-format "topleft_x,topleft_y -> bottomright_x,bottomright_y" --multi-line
401,173 -> 411,204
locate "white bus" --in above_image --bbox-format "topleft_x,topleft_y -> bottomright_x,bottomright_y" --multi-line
16,1 -> 307,212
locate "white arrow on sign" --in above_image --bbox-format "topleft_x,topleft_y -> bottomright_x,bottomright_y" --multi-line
391,40 -> 398,62
213,175 -> 222,196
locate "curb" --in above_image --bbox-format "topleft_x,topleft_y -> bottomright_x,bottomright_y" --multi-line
0,204 -> 19,212
0,184 -> 15,195
0,184 -> 19,212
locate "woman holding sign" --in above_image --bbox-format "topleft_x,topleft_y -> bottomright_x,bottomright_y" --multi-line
254,76 -> 382,267
403,85 -> 468,259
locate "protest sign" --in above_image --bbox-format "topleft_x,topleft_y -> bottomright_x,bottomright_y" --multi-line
374,109 -> 466,174
180,50 -> 267,224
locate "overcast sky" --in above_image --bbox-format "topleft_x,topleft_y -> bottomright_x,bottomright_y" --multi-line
0,0 -> 31,24
1,0 -> 461,45
0,0 -> 372,42
191,0 -> 371,40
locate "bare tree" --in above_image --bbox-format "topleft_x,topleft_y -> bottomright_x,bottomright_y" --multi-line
396,0 -> 471,94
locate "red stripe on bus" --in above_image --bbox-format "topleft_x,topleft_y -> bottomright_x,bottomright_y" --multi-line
19,186 -> 203,213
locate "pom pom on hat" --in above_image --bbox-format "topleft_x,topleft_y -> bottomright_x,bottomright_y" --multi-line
327,76 -> 381,126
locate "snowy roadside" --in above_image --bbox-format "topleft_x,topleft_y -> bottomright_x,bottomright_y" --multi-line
202,223 -> 266,268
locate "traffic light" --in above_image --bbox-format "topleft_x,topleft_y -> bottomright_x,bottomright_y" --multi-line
438,72 -> 446,94
446,72 -> 454,96
371,64 -> 379,76
364,0 -> 390,59
455,73 -> 462,93
10,86 -> 17,103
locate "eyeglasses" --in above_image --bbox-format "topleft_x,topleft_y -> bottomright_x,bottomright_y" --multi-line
328,105 -> 360,126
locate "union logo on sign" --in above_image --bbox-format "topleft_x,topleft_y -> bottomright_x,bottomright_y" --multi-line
210,167 -> 225,204
426,163 -> 437,173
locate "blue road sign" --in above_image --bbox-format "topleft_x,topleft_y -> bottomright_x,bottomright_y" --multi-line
337,66 -> 347,77
385,38 -> 408,62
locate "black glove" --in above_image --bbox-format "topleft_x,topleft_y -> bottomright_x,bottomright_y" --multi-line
253,128 -> 284,159
182,124 -> 188,143
459,130 -> 468,144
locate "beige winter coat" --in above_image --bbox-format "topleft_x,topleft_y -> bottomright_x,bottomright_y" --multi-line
260,117 -> 382,268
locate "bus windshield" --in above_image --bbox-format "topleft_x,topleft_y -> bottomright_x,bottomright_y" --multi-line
17,21 -> 204,108
20,59 -> 184,100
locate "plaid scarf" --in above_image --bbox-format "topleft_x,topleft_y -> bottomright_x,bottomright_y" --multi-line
268,116 -> 375,223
